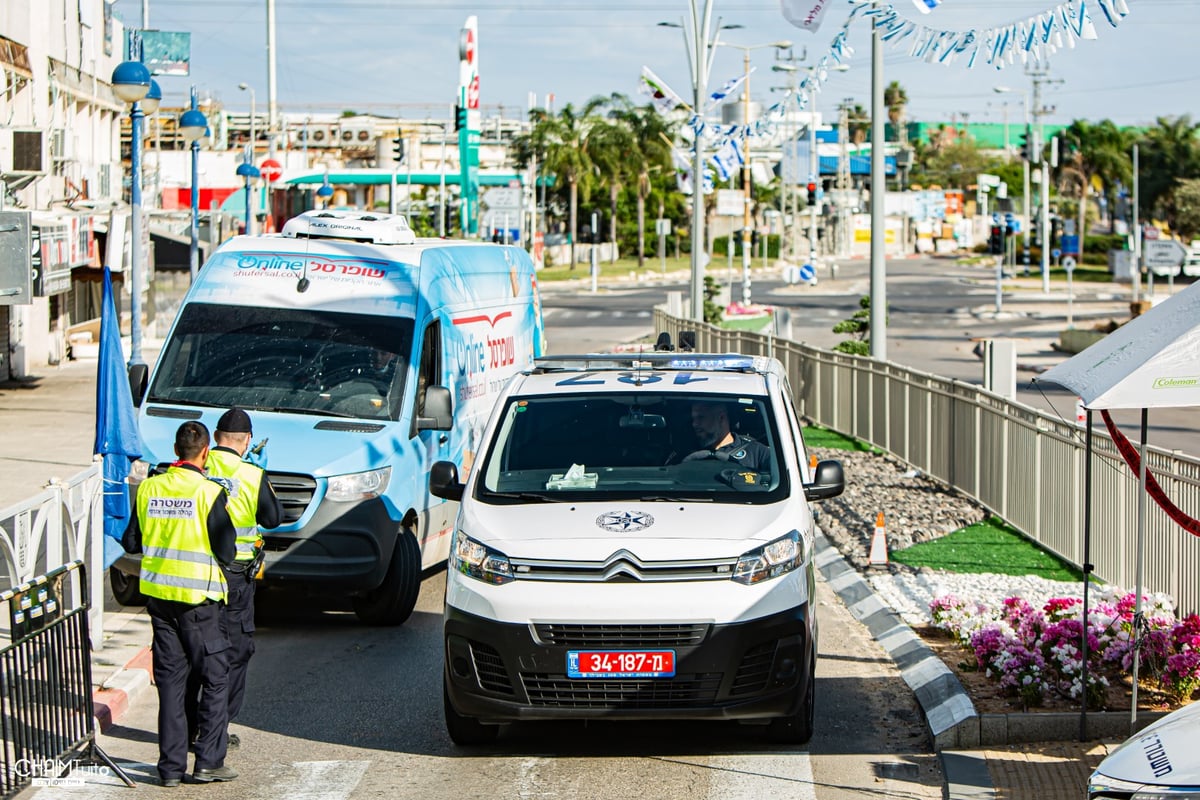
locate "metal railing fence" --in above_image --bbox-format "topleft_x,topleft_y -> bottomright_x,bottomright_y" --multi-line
655,308 -> 1200,617
0,465 -> 105,648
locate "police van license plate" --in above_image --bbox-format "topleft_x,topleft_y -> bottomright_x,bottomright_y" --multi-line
567,650 -> 676,679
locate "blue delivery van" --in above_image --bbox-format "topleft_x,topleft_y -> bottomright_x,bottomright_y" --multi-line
115,210 -> 545,625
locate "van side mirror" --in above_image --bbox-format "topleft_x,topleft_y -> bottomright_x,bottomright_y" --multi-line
803,459 -> 844,501
128,363 -> 149,406
429,460 -> 463,501
415,385 -> 453,431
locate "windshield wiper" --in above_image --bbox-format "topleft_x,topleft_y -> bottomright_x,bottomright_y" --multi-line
484,491 -> 558,503
145,397 -> 228,409
637,495 -> 715,502
257,406 -> 358,418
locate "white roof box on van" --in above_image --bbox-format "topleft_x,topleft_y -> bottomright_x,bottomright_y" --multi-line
281,209 -> 417,245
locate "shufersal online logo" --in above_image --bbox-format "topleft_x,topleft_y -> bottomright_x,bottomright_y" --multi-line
233,254 -> 387,279
1152,376 -> 1199,389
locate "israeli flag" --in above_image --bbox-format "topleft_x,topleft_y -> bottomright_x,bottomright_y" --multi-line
912,0 -> 941,13
711,139 -> 744,182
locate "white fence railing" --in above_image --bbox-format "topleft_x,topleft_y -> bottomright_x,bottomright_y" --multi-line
655,307 -> 1200,617
0,460 -> 106,647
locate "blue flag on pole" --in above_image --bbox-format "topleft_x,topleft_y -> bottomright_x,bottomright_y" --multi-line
93,266 -> 143,568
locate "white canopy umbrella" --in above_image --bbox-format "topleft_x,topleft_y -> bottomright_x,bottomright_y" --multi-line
1037,279 -> 1200,733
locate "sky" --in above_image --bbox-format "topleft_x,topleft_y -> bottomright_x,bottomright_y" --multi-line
112,0 -> 1200,129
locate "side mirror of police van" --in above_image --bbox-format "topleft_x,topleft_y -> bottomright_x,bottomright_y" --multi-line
429,460 -> 463,502
415,385 -> 453,431
803,459 -> 845,501
128,363 -> 149,406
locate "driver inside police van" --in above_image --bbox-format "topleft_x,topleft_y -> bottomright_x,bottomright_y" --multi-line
683,400 -> 772,472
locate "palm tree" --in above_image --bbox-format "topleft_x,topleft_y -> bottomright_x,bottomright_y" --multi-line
884,81 -> 909,146
605,94 -> 676,267
1056,119 -> 1132,242
587,115 -> 634,263
510,99 -> 606,267
1138,115 -> 1200,232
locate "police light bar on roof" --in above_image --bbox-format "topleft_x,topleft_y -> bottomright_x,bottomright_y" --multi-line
533,354 -> 767,373
281,209 -> 416,245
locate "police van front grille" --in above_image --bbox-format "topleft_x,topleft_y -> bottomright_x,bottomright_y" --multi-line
510,550 -> 736,583
521,673 -> 722,708
264,471 -> 316,524
533,623 -> 709,648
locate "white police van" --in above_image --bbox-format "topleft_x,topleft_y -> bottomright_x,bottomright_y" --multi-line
1087,702 -> 1200,798
114,210 -> 545,625
429,348 -> 845,744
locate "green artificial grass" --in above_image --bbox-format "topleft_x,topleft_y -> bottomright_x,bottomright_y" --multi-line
801,425 -> 879,453
891,516 -> 1084,582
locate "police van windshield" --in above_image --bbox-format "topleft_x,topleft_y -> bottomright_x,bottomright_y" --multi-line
477,393 -> 788,504
147,302 -> 414,421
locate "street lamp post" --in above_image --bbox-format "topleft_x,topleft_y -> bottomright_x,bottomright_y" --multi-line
658,5 -> 734,322
236,162 -> 261,235
718,39 -> 792,307
995,86 -> 1031,273
179,87 -> 208,282
239,82 -> 256,162
111,59 -> 154,367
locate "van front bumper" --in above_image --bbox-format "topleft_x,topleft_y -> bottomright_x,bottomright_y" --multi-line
259,496 -> 399,591
444,604 -> 814,723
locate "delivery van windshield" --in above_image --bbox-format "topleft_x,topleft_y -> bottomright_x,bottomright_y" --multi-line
147,301 -> 415,421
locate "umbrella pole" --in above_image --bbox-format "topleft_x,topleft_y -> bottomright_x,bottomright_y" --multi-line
1079,409 -> 1094,741
1130,408 -> 1149,733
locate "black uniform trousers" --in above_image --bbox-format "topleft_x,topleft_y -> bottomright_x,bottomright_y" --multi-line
186,567 -> 255,731
148,597 -> 231,780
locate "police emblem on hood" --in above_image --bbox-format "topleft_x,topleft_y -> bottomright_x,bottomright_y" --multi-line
596,511 -> 654,532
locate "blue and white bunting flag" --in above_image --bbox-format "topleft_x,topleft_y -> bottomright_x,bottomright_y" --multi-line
912,0 -> 941,14
781,0 -> 837,34
711,139 -> 744,182
709,68 -> 756,107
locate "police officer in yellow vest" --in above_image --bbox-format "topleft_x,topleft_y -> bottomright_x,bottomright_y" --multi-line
190,408 -> 281,748
122,421 -> 238,787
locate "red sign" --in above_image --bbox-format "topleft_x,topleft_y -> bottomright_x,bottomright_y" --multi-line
260,158 -> 283,183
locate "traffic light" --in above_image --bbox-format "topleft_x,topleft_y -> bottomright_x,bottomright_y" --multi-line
392,137 -> 405,163
806,182 -> 818,207
454,103 -> 467,132
988,224 -> 1005,255
1018,127 -> 1031,162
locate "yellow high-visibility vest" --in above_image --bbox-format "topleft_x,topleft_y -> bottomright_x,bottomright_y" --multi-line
137,467 -> 228,604
205,449 -> 265,563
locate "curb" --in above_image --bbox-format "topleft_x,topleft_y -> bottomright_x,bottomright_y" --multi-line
93,644 -> 153,733
814,532 -> 978,751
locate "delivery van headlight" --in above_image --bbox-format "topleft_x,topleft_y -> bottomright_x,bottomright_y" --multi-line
326,467 -> 391,502
732,530 -> 806,585
452,532 -> 514,586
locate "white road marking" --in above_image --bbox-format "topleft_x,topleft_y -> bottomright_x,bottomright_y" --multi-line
267,760 -> 370,800
703,752 -> 818,800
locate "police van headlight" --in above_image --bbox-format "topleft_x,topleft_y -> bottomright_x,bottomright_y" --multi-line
732,530 -> 806,585
452,531 -> 514,586
326,467 -> 391,502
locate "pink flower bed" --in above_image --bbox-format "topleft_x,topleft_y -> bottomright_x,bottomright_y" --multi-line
723,302 -> 772,317
930,588 -> 1200,710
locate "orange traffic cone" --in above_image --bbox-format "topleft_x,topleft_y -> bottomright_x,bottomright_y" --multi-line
868,511 -> 889,565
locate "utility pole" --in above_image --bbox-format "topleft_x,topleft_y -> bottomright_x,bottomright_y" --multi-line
868,14 -> 886,361
1029,65 -> 1064,294
837,99 -> 852,258
740,48 -> 753,307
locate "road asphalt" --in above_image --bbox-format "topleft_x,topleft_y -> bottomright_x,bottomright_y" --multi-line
0,258 -> 1149,798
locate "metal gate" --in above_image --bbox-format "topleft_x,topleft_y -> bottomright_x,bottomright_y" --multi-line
0,561 -> 130,797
